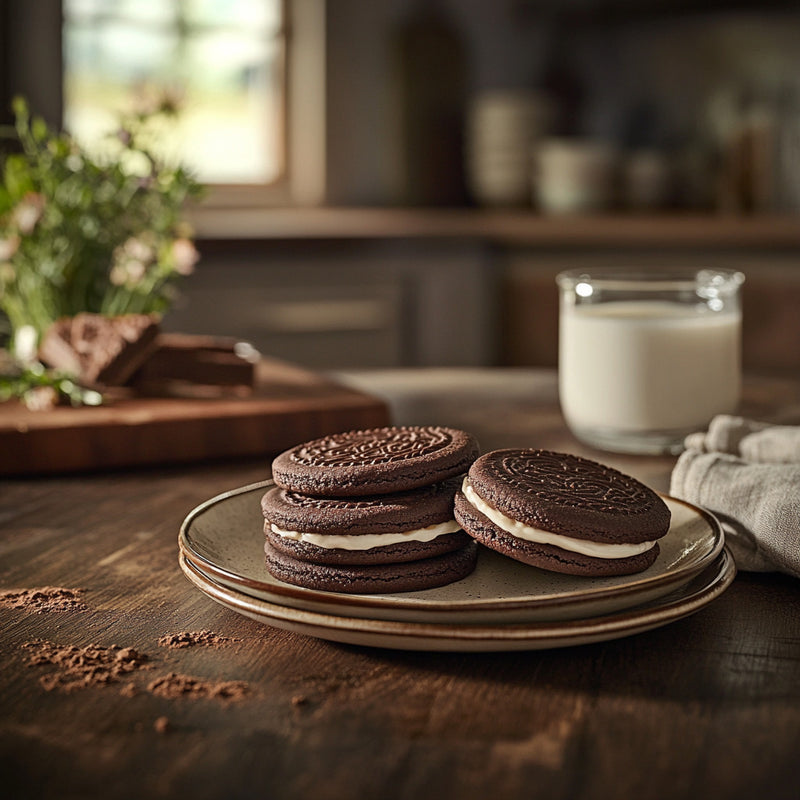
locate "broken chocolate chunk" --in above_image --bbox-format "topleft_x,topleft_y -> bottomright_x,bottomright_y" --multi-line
39,313 -> 160,386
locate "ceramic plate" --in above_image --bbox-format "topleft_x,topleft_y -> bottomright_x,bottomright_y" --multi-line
179,480 -> 724,624
179,548 -> 736,652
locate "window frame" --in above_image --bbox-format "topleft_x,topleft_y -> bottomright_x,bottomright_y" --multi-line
3,0 -> 327,211
202,0 -> 326,209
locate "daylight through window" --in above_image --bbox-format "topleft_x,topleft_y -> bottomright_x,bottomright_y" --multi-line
63,0 -> 286,186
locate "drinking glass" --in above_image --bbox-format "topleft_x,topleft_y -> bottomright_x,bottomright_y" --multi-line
556,268 -> 745,454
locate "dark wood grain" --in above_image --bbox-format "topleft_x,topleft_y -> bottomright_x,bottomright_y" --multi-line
1,370 -> 799,800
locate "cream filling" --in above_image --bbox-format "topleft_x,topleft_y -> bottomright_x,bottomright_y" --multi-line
461,477 -> 656,559
270,520 -> 461,550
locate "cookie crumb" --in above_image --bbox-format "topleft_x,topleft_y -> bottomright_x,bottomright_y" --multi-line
0,587 -> 86,613
154,716 -> 171,734
158,631 -> 238,649
147,672 -> 249,702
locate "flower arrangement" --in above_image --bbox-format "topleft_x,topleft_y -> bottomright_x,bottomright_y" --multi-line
0,95 -> 203,353
0,95 -> 203,407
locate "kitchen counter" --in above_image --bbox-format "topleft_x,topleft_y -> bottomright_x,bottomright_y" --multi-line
2,368 -> 799,800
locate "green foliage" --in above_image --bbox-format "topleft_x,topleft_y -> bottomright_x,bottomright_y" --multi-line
0,357 -> 104,410
0,96 -> 204,346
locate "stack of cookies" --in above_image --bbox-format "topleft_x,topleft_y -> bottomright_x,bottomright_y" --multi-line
261,425 -> 481,593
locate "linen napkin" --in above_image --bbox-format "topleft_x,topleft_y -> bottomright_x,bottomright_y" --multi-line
671,415 -> 800,578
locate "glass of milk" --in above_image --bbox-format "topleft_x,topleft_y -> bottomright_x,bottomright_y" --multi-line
556,268 -> 745,454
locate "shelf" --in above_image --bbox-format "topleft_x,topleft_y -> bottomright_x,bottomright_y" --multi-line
187,206 -> 800,249
514,0 -> 799,26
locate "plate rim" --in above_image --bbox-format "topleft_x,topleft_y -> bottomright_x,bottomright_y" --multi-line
178,548 -> 736,651
179,479 -> 725,615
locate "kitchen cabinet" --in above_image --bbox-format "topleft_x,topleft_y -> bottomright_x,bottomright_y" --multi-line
165,235 -> 496,370
180,208 -> 800,374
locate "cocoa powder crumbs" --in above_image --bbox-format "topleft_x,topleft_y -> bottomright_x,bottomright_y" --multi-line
147,672 -> 250,702
291,693 -> 309,707
154,716 -> 171,734
22,640 -> 148,692
0,587 -> 86,613
157,630 -> 238,649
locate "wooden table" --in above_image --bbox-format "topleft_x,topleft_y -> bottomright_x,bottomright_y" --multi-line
2,368 -> 799,800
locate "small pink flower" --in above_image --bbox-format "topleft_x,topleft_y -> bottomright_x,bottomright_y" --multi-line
171,238 -> 199,276
0,235 -> 20,260
12,193 -> 45,234
110,265 -> 128,286
109,236 -> 155,287
123,236 -> 154,263
110,257 -> 147,288
125,258 -> 147,284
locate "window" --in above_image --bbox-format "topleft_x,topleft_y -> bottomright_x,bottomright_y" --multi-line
63,0 -> 287,190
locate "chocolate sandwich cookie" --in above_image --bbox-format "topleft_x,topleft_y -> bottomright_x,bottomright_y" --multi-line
271,425 -> 480,497
454,449 -> 671,577
264,540 -> 479,594
261,477 -> 470,566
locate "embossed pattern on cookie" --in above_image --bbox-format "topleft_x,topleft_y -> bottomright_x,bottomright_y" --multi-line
488,450 -> 654,516
280,491 -> 388,511
290,426 -> 455,467
271,426 -> 480,497
463,448 -> 671,540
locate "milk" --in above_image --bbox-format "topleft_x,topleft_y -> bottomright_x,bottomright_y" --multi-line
559,300 -> 741,434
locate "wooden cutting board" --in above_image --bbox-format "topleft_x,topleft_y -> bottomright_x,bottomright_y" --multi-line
0,357 -> 391,476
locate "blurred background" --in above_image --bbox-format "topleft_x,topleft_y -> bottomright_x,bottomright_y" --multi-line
2,0 -> 799,374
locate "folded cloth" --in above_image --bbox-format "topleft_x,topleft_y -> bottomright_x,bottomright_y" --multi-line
683,415 -> 800,463
671,416 -> 800,578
